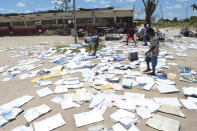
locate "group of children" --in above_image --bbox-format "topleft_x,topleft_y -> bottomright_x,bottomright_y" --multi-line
84,23 -> 159,75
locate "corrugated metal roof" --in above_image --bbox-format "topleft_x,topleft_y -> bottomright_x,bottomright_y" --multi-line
113,6 -> 134,11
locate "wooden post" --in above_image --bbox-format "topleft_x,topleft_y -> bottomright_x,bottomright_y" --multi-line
73,0 -> 77,44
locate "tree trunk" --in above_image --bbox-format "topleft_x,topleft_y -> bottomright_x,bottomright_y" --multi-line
146,13 -> 151,25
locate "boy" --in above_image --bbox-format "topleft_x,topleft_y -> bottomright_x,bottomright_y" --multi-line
143,24 -> 148,46
85,35 -> 99,56
126,26 -> 137,46
144,29 -> 159,76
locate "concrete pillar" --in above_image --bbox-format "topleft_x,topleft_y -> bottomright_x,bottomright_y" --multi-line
92,11 -> 95,24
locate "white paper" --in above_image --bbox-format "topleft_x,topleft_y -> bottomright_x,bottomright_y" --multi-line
23,104 -> 51,122
156,84 -> 179,93
34,113 -> 66,131
136,76 -> 154,83
54,85 -> 68,94
11,124 -> 33,131
112,123 -> 127,131
143,82 -> 155,91
180,99 -> 197,110
182,87 -> 197,96
74,110 -> 104,127
61,100 -> 80,110
110,109 -> 136,123
136,107 -> 152,119
154,97 -> 182,107
36,88 -> 53,98
188,97 -> 197,103
146,114 -> 180,131
0,115 -> 8,127
124,92 -> 145,100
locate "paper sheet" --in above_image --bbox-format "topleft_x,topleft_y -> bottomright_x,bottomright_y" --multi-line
61,99 -> 80,110
136,107 -> 152,119
36,88 -> 53,98
74,110 -> 104,127
154,97 -> 182,107
180,99 -> 197,110
11,124 -> 33,131
23,104 -> 51,122
146,114 -> 180,131
156,84 -> 179,93
54,85 -> 68,94
158,104 -> 185,117
34,113 -> 65,131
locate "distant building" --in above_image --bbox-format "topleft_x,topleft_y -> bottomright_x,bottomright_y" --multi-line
0,6 -> 134,35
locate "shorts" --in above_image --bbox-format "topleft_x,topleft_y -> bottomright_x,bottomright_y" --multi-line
145,56 -> 158,67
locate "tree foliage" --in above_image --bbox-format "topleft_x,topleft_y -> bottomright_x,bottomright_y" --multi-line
191,4 -> 197,11
142,0 -> 159,25
54,0 -> 72,11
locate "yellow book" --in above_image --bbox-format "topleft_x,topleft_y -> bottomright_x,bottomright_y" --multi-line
42,74 -> 53,79
31,77 -> 42,83
101,84 -> 111,90
54,69 -> 62,75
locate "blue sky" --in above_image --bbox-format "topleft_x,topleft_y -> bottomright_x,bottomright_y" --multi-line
0,0 -> 196,20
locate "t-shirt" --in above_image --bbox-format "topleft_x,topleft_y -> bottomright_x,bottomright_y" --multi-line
144,27 -> 148,35
149,37 -> 159,56
87,36 -> 99,44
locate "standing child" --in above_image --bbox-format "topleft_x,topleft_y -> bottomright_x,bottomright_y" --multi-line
126,26 -> 136,46
85,35 -> 99,56
144,29 -> 159,76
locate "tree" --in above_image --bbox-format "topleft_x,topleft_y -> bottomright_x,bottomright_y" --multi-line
191,4 -> 197,11
172,17 -> 178,22
54,0 -> 72,11
142,0 -> 159,25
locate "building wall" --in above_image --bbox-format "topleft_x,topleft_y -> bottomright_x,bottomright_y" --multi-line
0,8 -> 134,35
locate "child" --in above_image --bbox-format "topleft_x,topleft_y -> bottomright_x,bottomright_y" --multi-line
144,28 -> 159,76
126,26 -> 136,46
85,35 -> 99,56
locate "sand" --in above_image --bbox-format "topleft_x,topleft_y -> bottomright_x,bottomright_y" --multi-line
0,33 -> 197,131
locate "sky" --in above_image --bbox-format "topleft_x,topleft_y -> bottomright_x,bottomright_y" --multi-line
0,0 -> 196,20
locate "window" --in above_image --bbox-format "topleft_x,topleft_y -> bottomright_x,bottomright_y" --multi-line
41,20 -> 56,25
0,22 -> 10,27
12,21 -> 25,27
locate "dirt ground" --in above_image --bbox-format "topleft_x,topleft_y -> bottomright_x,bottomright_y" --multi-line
0,33 -> 197,131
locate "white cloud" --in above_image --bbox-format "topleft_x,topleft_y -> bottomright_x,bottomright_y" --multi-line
7,10 -> 15,13
99,0 -> 111,7
25,10 -> 31,13
0,8 -> 5,11
51,0 -> 63,5
165,2 -> 169,4
85,0 -> 96,2
166,4 -> 182,10
126,0 -> 136,2
117,0 -> 124,3
176,0 -> 189,2
17,2 -> 25,7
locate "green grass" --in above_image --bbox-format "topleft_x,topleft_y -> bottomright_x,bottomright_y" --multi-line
56,43 -> 106,53
153,21 -> 197,28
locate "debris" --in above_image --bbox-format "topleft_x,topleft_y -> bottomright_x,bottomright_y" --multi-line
146,114 -> 180,131
34,113 -> 65,131
157,104 -> 185,117
74,110 -> 104,127
23,104 -> 51,122
154,97 -> 182,107
11,124 -> 33,131
36,87 -> 53,98
88,125 -> 113,131
180,99 -> 197,110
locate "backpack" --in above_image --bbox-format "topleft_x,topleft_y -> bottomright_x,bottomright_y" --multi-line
147,27 -> 155,36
